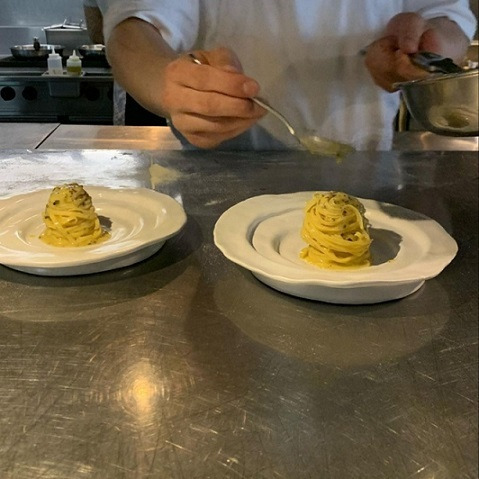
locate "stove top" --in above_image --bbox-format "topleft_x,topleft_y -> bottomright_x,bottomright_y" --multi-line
0,54 -> 113,124
0,55 -> 110,69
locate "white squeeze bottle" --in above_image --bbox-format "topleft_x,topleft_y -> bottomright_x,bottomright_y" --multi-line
47,48 -> 63,76
66,50 -> 82,76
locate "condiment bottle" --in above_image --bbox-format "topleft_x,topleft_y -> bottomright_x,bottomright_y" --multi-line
66,50 -> 82,76
47,48 -> 63,76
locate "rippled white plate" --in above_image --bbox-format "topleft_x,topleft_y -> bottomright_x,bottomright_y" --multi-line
0,187 -> 186,276
213,192 -> 458,304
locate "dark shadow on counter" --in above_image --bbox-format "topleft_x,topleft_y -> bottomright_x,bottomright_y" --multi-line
0,216 -> 202,322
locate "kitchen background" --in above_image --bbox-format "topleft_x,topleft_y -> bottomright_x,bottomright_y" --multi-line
0,0 -> 478,55
0,0 -> 477,127
0,0 -> 92,56
0,0 -> 115,124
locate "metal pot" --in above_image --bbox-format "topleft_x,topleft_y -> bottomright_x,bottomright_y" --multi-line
78,44 -> 106,58
44,25 -> 90,54
396,69 -> 478,137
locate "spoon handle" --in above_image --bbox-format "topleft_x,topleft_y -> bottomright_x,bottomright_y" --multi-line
250,97 -> 297,137
188,54 -> 298,138
187,52 -> 354,158
188,53 -> 203,65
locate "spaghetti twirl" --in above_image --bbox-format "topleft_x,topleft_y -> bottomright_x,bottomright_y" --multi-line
39,183 -> 110,247
300,191 -> 371,269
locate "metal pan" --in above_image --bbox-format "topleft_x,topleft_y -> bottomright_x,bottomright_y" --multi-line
11,44 -> 64,59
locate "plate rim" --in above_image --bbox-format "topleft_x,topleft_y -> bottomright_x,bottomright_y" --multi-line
213,191 -> 458,289
0,186 -> 187,272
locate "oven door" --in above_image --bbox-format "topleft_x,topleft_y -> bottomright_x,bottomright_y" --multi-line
0,72 -> 113,124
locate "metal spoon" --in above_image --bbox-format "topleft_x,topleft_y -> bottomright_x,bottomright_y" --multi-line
188,53 -> 354,159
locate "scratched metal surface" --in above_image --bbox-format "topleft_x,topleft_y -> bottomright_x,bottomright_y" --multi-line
0,123 -> 59,149
0,149 -> 477,479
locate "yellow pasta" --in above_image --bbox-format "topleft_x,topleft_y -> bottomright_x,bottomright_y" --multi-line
39,183 -> 110,247
300,191 -> 372,270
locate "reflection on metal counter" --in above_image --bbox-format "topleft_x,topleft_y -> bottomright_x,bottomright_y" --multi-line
214,268 -> 449,366
0,148 -> 477,478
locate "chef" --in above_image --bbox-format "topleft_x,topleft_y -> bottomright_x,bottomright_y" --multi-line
102,0 -> 477,150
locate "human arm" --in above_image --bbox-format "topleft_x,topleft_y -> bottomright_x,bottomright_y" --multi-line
106,18 -> 266,148
364,13 -> 471,92
84,5 -> 105,44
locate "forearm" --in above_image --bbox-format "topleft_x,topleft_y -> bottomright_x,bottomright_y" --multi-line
106,17 -> 264,148
106,17 -> 177,117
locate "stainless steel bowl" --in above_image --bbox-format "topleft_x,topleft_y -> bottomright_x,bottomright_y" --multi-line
78,44 -> 106,57
396,69 -> 478,137
11,44 -> 64,59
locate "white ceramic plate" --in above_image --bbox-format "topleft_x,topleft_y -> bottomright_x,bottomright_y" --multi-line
213,192 -> 458,304
0,187 -> 186,276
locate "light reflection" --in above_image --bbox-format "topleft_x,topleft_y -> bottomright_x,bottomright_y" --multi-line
117,360 -> 163,424
131,375 -> 157,414
173,193 -> 184,205
148,162 -> 182,189
1,150 -> 149,197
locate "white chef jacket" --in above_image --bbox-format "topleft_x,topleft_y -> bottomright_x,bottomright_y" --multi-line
104,0 -> 477,150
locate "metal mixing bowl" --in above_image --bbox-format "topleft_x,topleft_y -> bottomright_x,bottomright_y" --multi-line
78,44 -> 106,58
395,69 -> 478,137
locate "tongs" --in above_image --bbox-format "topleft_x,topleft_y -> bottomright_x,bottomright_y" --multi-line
410,51 -> 464,74
359,45 -> 465,75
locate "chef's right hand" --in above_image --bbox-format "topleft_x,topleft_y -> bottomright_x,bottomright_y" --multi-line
159,47 -> 267,149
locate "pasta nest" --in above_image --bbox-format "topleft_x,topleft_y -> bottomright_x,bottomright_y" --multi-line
300,191 -> 372,269
39,183 -> 110,247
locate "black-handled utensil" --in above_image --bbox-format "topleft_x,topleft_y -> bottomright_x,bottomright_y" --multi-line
410,51 -> 464,74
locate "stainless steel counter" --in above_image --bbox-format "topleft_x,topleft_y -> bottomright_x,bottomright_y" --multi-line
1,123 -> 478,151
392,131 -> 479,151
0,149 -> 477,479
38,124 -> 182,150
39,125 -> 478,151
0,122 -> 59,149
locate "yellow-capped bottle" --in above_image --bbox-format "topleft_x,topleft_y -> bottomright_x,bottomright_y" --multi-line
66,50 -> 82,76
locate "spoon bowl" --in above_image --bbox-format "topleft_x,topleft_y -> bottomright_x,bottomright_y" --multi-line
251,97 -> 354,159
298,131 -> 355,158
188,53 -> 354,159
